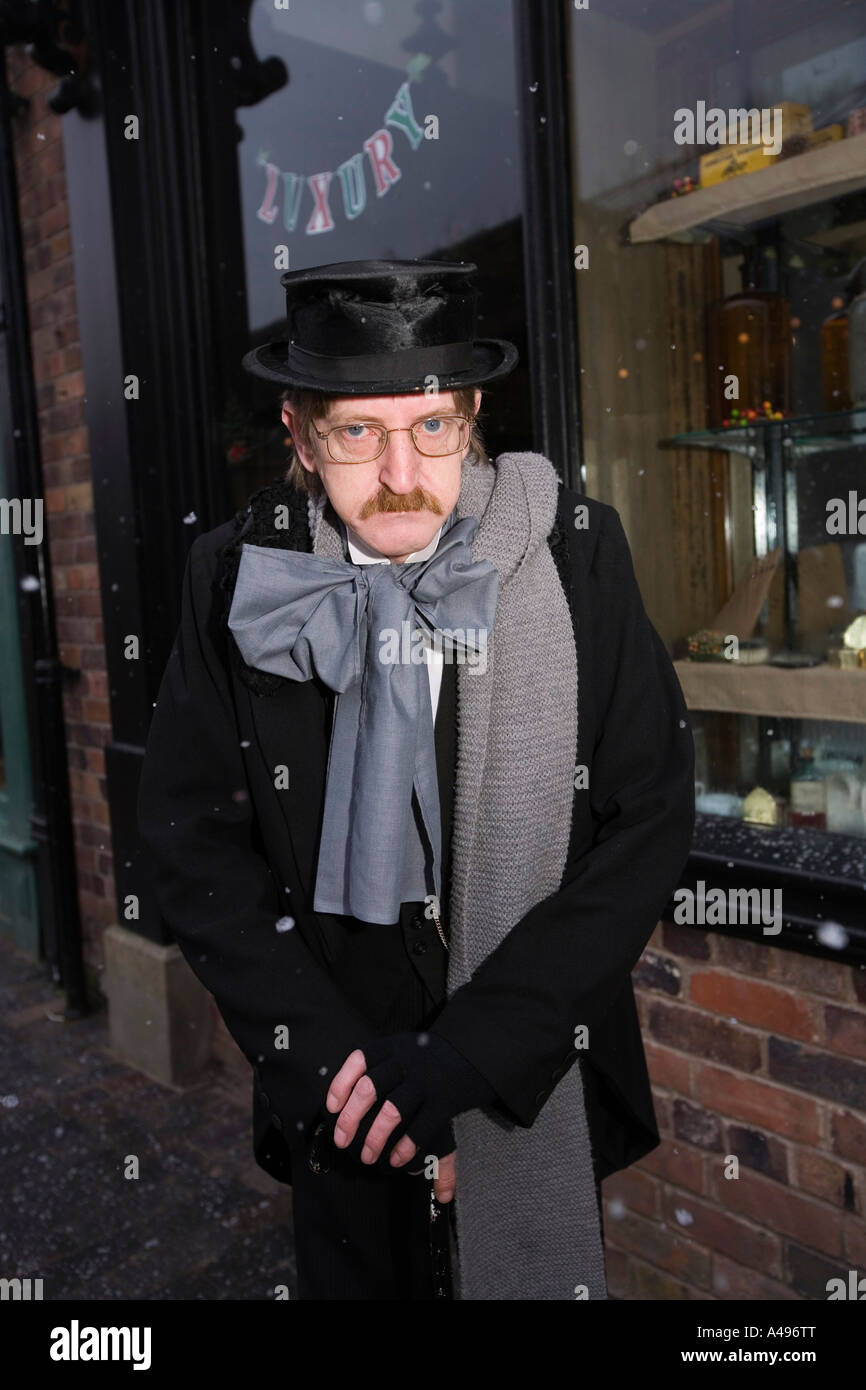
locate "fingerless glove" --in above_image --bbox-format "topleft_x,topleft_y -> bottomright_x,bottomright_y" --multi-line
361,1029 -> 498,1164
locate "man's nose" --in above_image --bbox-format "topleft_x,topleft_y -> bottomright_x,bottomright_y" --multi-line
376,428 -> 422,493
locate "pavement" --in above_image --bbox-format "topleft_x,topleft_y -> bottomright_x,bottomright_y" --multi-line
0,934 -> 297,1300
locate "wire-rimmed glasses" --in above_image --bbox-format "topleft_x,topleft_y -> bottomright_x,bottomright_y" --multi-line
314,413 -> 472,464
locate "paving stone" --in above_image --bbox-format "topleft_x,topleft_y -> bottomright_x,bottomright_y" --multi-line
0,937 -> 298,1299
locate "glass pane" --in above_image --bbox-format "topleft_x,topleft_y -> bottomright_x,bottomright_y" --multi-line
221,0 -> 529,507
568,1 -> 866,846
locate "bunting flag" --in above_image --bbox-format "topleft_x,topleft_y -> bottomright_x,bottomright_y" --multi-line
255,76 -> 430,237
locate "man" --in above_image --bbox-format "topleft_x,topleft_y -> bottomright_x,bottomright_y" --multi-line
136,258 -> 695,1301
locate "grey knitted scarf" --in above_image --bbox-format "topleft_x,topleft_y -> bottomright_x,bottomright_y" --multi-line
312,451 -> 608,1302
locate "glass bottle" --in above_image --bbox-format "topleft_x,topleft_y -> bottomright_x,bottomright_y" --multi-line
708,245 -> 792,426
821,307 -> 850,412
847,258 -> 866,408
789,740 -> 827,830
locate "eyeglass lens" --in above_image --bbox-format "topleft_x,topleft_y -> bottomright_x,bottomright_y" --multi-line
327,416 -> 468,462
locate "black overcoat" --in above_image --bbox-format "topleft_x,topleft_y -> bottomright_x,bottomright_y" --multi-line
136,472 -> 695,1187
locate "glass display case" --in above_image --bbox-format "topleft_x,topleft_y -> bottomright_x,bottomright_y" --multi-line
567,0 -> 866,959
665,412 -> 866,841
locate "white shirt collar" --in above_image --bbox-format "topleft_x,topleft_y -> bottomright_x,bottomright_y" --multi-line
345,520 -> 443,565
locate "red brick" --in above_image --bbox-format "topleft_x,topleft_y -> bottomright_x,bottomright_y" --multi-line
830,1108 -> 866,1163
661,920 -> 711,960
711,1252 -> 800,1300
644,1039 -> 692,1094
603,1164 -> 661,1218
661,1186 -> 782,1276
630,1257 -> 695,1300
604,1244 -> 630,1298
66,563 -> 99,591
64,482 -> 93,511
653,1091 -> 673,1133
82,698 -> 110,724
50,228 -> 71,261
605,1207 -> 710,1287
694,1063 -> 820,1143
649,999 -> 762,1071
769,951 -> 853,1003
713,934 -> 773,977
637,1137 -> 705,1195
824,1005 -> 866,1063
795,1148 -> 857,1208
842,1213 -> 866,1267
709,1160 -> 842,1258
689,971 -> 819,1043
55,369 -> 84,401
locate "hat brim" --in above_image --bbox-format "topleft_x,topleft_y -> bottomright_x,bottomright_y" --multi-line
241,338 -> 519,392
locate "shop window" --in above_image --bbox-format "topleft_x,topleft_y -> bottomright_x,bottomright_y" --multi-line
567,2 -> 866,894
221,0 -> 530,506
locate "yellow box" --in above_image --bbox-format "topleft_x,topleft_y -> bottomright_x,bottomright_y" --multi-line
774,100 -> 812,136
698,101 -> 813,187
700,142 -> 779,188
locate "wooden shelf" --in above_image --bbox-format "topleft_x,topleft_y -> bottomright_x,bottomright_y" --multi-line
674,659 -> 866,724
629,132 -> 866,244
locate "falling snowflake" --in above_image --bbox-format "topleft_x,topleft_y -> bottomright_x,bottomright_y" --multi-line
674,1207 -> 693,1226
183,512 -> 197,525
275,916 -> 295,933
817,921 -> 848,950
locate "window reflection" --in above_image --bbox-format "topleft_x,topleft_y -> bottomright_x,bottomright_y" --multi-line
223,0 -> 529,503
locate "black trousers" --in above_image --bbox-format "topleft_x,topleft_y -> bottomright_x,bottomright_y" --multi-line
290,903 -> 454,1300
289,904 -> 604,1300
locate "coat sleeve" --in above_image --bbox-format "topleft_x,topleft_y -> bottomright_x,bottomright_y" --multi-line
135,533 -> 377,1147
431,503 -> 695,1126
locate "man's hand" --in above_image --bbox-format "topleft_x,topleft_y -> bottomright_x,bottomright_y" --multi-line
431,1150 -> 456,1203
325,1046 -> 422,1168
325,1048 -> 458,1200
325,1030 -> 496,1189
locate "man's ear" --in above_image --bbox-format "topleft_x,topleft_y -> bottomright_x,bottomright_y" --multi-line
282,402 -> 318,475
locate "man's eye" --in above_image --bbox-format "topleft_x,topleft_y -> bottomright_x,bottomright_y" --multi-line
343,424 -> 370,438
421,418 -> 444,433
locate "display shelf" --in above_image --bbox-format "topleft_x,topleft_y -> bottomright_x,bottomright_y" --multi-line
692,812 -> 866,888
675,659 -> 866,723
681,814 -> 866,967
660,408 -> 866,457
629,131 -> 866,244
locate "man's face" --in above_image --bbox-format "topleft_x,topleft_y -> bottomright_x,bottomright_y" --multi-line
283,389 -> 481,563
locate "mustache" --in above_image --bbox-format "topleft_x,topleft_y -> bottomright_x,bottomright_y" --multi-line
358,485 -> 444,519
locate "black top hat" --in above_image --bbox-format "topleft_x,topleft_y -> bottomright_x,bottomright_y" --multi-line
242,258 -> 518,394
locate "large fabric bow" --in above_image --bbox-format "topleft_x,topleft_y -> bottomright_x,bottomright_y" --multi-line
227,515 -> 499,924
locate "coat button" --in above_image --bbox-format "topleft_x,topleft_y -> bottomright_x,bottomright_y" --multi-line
412,940 -> 428,955
271,1112 -> 283,1133
260,1090 -> 270,1108
412,912 -> 424,929
534,1089 -> 548,1106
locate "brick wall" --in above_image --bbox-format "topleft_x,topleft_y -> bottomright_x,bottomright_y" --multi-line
606,920 -> 866,1299
5,47 -> 113,994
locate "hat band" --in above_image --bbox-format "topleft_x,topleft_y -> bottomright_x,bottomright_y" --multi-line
286,339 -> 474,384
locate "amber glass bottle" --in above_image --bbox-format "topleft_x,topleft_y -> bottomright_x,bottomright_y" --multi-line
821,307 -> 850,412
708,246 -> 792,426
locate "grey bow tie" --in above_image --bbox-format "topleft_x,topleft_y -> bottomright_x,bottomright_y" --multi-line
227,514 -> 499,924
